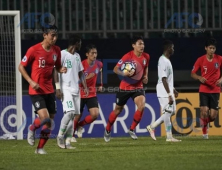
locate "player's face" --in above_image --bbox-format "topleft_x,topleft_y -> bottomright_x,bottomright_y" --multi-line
86,48 -> 97,61
169,44 -> 174,55
44,30 -> 58,46
205,45 -> 216,56
132,40 -> 145,53
75,40 -> 82,51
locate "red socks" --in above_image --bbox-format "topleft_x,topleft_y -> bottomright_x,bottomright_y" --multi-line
78,115 -> 95,127
130,110 -> 143,131
37,125 -> 51,149
106,111 -> 117,132
29,118 -> 41,131
200,118 -> 208,134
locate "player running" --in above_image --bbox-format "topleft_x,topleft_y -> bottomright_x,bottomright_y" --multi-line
18,25 -> 67,154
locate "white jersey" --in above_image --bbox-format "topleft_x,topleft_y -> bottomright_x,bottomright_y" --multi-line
156,55 -> 174,97
59,50 -> 83,95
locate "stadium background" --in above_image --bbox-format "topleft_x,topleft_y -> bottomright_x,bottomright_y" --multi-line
0,0 -> 222,138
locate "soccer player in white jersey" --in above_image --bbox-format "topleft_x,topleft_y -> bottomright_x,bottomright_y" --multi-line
146,40 -> 181,142
54,35 -> 89,149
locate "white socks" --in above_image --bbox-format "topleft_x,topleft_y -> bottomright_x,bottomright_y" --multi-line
164,112 -> 172,139
58,111 -> 74,137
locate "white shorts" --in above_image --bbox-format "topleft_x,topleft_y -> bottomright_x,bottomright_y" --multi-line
62,89 -> 80,115
158,97 -> 176,113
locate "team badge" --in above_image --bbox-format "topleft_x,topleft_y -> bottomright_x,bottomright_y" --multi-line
22,56 -> 27,62
215,62 -> 219,69
52,54 -> 57,61
118,60 -> 123,64
143,59 -> 146,65
35,101 -> 40,108
95,68 -> 99,74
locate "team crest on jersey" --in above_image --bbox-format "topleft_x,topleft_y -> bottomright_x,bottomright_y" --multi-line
118,60 -> 123,64
35,101 -> 40,108
52,54 -> 57,61
143,59 -> 146,65
22,56 -> 27,62
95,68 -> 99,74
215,62 -> 219,69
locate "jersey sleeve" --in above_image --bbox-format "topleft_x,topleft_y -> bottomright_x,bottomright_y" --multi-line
191,57 -> 201,73
20,47 -> 35,67
116,53 -> 129,68
144,53 -> 150,67
158,59 -> 168,78
54,47 -> 62,68
98,61 -> 103,71
220,55 -> 222,69
60,50 -> 66,66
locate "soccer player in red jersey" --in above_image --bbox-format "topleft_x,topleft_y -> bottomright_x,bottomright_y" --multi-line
104,36 -> 150,142
18,25 -> 67,154
191,38 -> 222,139
72,44 -> 103,141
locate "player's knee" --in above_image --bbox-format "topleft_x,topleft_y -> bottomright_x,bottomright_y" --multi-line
114,106 -> 123,115
65,111 -> 75,120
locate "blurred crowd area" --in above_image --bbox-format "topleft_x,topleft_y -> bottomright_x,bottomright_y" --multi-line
1,0 -> 222,39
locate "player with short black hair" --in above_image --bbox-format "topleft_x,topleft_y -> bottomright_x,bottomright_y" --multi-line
147,40 -> 181,142
191,38 -> 222,139
18,25 -> 67,154
104,36 -> 150,142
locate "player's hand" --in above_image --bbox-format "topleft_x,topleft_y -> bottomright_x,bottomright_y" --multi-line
215,78 -> 222,87
98,86 -> 103,92
174,89 -> 179,98
168,95 -> 174,105
198,76 -> 207,83
59,67 -> 67,73
142,76 -> 148,84
29,80 -> 40,90
55,89 -> 63,100
83,87 -> 89,97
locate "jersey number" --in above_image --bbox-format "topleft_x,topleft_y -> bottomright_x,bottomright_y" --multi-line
203,66 -> 207,74
66,101 -> 73,108
39,59 -> 45,68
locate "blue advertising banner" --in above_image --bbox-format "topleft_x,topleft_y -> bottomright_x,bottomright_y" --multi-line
0,93 -> 160,139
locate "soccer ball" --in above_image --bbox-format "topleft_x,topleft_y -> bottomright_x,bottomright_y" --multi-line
121,62 -> 136,75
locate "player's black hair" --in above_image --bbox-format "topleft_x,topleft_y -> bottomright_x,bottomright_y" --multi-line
163,40 -> 173,52
205,38 -> 217,47
131,36 -> 144,44
42,25 -> 58,34
68,34 -> 81,46
85,44 -> 97,53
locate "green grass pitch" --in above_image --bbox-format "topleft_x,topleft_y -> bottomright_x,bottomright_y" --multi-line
0,136 -> 222,170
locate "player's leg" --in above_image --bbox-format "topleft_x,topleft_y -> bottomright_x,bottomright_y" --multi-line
199,93 -> 210,139
57,90 -> 75,148
28,95 -> 51,147
128,90 -> 145,140
66,94 -> 80,147
104,91 -> 130,142
77,97 -> 99,137
35,93 -> 57,154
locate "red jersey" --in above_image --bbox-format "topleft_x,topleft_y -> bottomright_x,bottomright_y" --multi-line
21,43 -> 62,95
80,60 -> 103,98
116,51 -> 150,90
191,54 -> 222,93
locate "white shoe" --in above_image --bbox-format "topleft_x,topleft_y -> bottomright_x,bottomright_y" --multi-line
27,125 -> 35,146
128,130 -> 138,140
57,135 -> 66,149
77,126 -> 83,138
146,125 -> 156,141
203,134 -> 209,139
104,130 -> 111,142
65,143 -> 76,149
35,148 -> 47,154
71,137 -> 77,143
166,137 -> 182,142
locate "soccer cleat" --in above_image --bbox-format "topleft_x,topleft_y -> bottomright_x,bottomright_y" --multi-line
128,130 -> 138,140
70,137 -> 77,143
57,135 -> 66,149
146,125 -> 156,141
35,148 -> 47,154
203,134 -> 209,139
166,137 -> 182,142
27,125 -> 35,146
104,130 -> 111,142
65,144 -> 76,149
77,126 -> 83,138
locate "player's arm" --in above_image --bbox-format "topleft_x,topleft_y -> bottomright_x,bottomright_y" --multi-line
98,65 -> 103,92
142,66 -> 148,84
53,67 -> 63,100
113,65 -> 133,77
55,48 -> 67,73
79,71 -> 89,97
191,58 -> 206,83
215,57 -> 222,86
